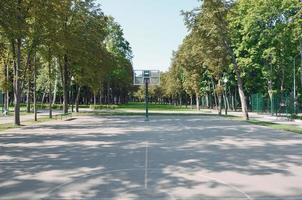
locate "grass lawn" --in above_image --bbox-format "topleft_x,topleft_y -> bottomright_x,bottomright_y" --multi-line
0,113 -> 73,132
248,120 -> 302,134
5,111 -> 33,117
0,117 -> 57,132
117,102 -> 190,110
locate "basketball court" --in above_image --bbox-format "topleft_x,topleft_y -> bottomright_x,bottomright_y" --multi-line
1,115 -> 302,199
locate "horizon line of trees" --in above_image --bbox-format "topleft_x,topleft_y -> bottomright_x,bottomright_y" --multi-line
0,0 -> 134,125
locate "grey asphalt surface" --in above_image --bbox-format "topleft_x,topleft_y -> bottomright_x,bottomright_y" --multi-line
1,115 -> 302,200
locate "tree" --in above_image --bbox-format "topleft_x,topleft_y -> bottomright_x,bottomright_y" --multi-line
198,0 -> 250,119
229,0 -> 301,112
0,0 -> 32,125
0,0 -> 134,123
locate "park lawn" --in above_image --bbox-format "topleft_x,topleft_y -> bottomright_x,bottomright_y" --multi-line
117,102 -> 190,110
248,120 -> 302,134
6,111 -> 33,117
7,103 -> 189,112
0,113 -> 74,132
0,117 -> 55,132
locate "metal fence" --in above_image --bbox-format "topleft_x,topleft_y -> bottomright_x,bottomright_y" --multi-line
250,93 -> 296,117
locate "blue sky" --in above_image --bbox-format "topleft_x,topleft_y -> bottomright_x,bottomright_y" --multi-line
97,0 -> 200,71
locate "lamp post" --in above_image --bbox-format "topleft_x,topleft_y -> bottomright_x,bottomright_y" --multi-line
109,88 -> 112,105
293,54 -> 300,113
223,76 -> 228,115
71,76 -> 75,112
268,86 -> 273,116
269,55 -> 274,116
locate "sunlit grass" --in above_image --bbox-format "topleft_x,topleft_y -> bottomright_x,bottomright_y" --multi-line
0,115 -> 70,132
117,102 -> 189,110
248,120 -> 302,134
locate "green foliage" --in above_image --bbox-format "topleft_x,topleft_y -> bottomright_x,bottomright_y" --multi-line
158,0 -> 301,117
248,120 -> 302,134
0,0 -> 134,121
229,0 -> 301,94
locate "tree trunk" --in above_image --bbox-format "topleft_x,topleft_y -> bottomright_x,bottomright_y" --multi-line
99,89 -> 102,105
211,4 -> 249,119
5,90 -> 9,113
93,92 -> 97,107
179,95 -> 182,107
48,55 -> 52,119
70,85 -> 74,112
26,83 -> 31,113
52,73 -> 58,105
13,39 -> 21,125
33,55 -> 37,121
185,94 -> 188,108
41,92 -> 46,108
231,93 -> 235,111
75,86 -> 81,113
105,94 -> 108,104
190,95 -> 193,109
62,54 -> 69,114
268,79 -> 273,114
206,94 -> 209,108
4,63 -> 9,112
223,93 -> 228,115
106,83 -> 110,104
3,92 -> 9,113
212,79 -> 218,110
26,56 -> 32,113
226,92 -> 230,112
281,67 -> 285,92
218,94 -> 222,116
300,39 -> 302,92
236,74 -> 249,120
114,96 -> 117,105
196,94 -> 200,111
225,41 -> 249,120
52,58 -> 58,105
234,89 -> 237,111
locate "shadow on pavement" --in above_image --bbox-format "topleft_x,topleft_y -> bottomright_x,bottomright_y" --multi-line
0,115 -> 302,199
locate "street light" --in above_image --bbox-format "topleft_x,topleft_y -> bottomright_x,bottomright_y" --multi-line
223,76 -> 228,115
293,54 -> 300,113
71,76 -> 75,112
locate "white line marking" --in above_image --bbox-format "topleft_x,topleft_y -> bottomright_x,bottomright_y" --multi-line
45,168 -> 252,200
175,116 -> 253,200
144,141 -> 149,189
200,173 -> 253,200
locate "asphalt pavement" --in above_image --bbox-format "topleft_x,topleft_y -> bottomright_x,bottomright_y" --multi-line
1,115 -> 302,199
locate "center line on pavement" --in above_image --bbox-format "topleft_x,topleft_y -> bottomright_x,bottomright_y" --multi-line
144,141 -> 149,190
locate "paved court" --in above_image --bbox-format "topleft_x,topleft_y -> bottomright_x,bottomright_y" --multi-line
1,115 -> 302,200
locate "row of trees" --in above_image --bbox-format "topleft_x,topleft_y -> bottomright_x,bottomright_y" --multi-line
136,0 -> 301,120
0,0 -> 133,125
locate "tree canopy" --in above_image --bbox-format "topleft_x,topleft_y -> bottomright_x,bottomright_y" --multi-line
142,0 -> 301,119
0,0 -> 133,125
